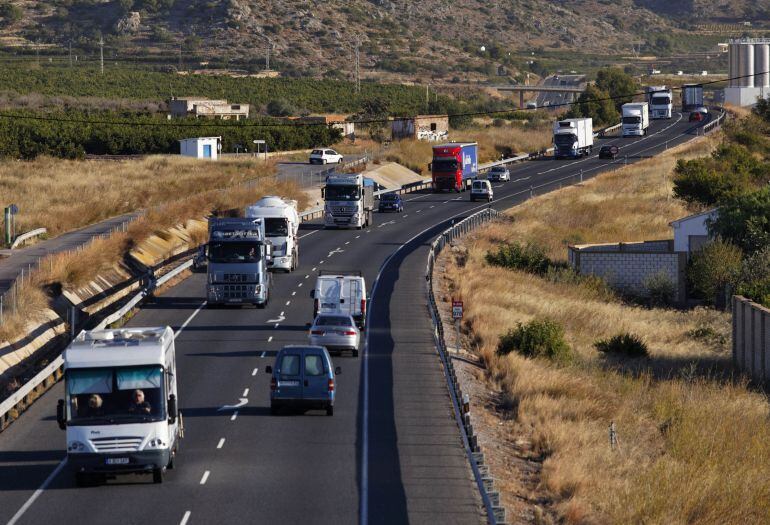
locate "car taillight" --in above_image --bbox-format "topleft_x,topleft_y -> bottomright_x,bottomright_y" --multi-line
343,331 -> 357,336
270,377 -> 277,391
311,330 -> 324,335
361,298 -> 366,316
328,379 -> 335,392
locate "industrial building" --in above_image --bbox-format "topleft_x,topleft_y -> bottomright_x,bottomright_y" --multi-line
285,115 -> 355,139
391,115 -> 449,141
168,97 -> 250,120
724,38 -> 770,107
179,137 -> 221,160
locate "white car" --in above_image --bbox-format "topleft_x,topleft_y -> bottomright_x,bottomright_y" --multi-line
470,179 -> 493,202
487,166 -> 511,182
309,149 -> 344,165
309,314 -> 360,357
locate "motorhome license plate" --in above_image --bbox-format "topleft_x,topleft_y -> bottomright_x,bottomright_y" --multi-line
106,457 -> 129,465
322,303 -> 336,309
279,380 -> 299,387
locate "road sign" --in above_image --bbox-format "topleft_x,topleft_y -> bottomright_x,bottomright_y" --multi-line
9,204 -> 18,215
452,300 -> 463,319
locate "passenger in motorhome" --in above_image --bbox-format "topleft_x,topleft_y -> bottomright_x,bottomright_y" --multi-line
128,389 -> 152,414
87,394 -> 104,417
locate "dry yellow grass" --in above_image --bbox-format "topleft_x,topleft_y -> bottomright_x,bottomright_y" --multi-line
0,155 -> 277,236
441,133 -> 770,523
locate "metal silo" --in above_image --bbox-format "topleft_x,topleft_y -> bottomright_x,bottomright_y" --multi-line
739,43 -> 755,87
729,43 -> 740,87
755,43 -> 770,88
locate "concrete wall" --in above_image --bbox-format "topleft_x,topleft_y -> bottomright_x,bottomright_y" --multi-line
733,296 -> 770,382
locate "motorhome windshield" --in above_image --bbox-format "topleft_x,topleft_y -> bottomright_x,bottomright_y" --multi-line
554,133 -> 577,146
66,366 -> 165,425
209,241 -> 261,263
432,158 -> 458,172
623,116 -> 642,124
650,95 -> 671,105
325,185 -> 360,201
264,218 -> 289,237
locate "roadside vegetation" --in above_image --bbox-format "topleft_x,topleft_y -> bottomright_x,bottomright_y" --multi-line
566,68 -> 637,127
440,123 -> 770,522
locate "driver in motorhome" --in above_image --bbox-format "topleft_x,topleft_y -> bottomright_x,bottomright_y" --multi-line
128,389 -> 152,414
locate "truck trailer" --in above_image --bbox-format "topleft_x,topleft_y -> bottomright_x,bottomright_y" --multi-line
621,102 -> 650,137
245,196 -> 300,272
431,142 -> 478,192
322,173 -> 374,229
553,118 -> 593,158
681,84 -> 704,112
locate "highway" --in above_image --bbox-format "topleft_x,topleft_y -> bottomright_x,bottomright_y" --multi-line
536,74 -> 586,108
0,114 -> 706,525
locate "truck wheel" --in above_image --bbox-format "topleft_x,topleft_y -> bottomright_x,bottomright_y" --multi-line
326,405 -> 334,416
167,448 -> 177,470
153,468 -> 164,484
353,349 -> 359,357
75,472 -> 97,487
270,403 -> 279,415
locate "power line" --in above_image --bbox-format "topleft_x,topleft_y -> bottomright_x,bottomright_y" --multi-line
0,70 -> 764,129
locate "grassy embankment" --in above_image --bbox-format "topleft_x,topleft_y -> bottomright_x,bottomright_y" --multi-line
442,134 -> 770,522
0,156 -> 306,342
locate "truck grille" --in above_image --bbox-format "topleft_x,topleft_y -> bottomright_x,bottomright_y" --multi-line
331,206 -> 354,215
222,273 -> 255,283
91,436 -> 143,452
221,285 -> 256,298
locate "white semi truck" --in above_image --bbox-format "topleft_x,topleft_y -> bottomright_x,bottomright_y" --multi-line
246,196 -> 300,272
56,327 -> 181,486
647,86 -> 673,119
621,102 -> 650,137
322,173 -> 375,229
553,118 -> 593,159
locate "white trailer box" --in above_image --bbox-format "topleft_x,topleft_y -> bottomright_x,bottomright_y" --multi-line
56,327 -> 181,486
553,118 -> 593,159
621,102 -> 649,137
647,86 -> 673,119
245,196 -> 300,272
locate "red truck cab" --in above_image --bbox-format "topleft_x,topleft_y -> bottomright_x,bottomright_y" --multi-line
431,142 -> 478,192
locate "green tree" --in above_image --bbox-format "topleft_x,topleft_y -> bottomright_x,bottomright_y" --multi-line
686,240 -> 743,307
265,98 -> 296,117
709,186 -> 770,255
0,1 -> 22,26
737,246 -> 770,307
566,85 -> 618,127
595,68 -> 637,111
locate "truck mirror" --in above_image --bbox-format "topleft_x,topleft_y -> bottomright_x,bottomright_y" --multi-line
265,365 -> 273,374
167,394 -> 177,424
334,366 -> 342,375
310,289 -> 315,299
56,399 -> 66,430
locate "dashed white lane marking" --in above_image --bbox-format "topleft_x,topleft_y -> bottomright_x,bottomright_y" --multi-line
217,438 -> 226,449
286,300 -> 291,306
298,282 -> 303,287
231,411 -> 239,421
280,311 -> 284,316
180,511 -> 192,525
200,471 -> 210,485
242,388 -> 249,397
305,274 -> 309,279
416,210 -> 422,213
292,291 -> 296,296
6,458 -> 68,525
274,323 -> 280,329
345,241 -> 350,245
430,205 -> 435,208
402,214 -> 408,218
319,261 -> 324,265
356,235 -> 361,239
252,368 -> 258,376
267,336 -> 273,343
312,267 -> 317,271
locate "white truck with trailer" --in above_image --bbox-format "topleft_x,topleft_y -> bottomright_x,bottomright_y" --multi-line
322,173 -> 375,229
553,118 -> 593,159
647,86 -> 673,119
56,327 -> 181,486
622,102 -> 650,137
246,196 -> 300,272
311,270 -> 367,330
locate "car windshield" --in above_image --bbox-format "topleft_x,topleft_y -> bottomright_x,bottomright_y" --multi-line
66,366 -> 165,425
315,316 -> 354,327
325,185 -> 360,201
491,167 -> 506,173
432,158 -> 458,172
264,218 -> 289,237
554,133 -> 577,146
208,241 -> 261,263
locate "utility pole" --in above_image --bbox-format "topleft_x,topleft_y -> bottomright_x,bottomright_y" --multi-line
354,37 -> 361,94
99,36 -> 104,75
68,40 -> 72,67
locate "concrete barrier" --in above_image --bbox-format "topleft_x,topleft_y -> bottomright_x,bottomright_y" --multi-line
733,296 -> 770,382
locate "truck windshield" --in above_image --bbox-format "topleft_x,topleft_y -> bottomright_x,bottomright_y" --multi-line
325,185 -> 360,201
650,96 -> 671,105
264,218 -> 289,237
209,241 -> 261,263
66,366 -> 165,425
432,159 -> 458,172
554,133 -> 577,147
622,116 -> 641,124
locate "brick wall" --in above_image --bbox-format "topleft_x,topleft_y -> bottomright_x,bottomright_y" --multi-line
733,296 -> 770,382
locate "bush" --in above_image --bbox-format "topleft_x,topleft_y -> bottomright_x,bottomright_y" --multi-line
737,246 -> 770,307
594,333 -> 648,358
644,271 -> 677,306
497,318 -> 573,363
709,186 -> 770,255
687,240 -> 743,306
485,241 -> 551,275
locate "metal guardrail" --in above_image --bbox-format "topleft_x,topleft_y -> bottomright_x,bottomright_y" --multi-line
425,208 -> 505,525
702,108 -> 727,135
10,228 -> 47,249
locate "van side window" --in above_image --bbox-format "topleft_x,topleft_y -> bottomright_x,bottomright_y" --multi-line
280,354 -> 300,376
304,355 -> 325,376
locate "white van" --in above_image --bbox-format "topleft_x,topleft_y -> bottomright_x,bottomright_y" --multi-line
56,327 -> 181,486
470,179 -> 493,202
311,271 -> 367,329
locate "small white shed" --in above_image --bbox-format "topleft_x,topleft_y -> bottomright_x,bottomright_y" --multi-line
670,208 -> 719,254
179,137 -> 221,160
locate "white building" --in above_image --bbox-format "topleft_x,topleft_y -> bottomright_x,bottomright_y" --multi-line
669,208 -> 719,255
179,137 -> 221,160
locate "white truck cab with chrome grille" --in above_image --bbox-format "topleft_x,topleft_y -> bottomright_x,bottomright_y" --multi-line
56,327 -> 181,486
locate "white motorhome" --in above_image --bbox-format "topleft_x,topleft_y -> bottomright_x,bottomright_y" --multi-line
553,118 -> 593,159
56,327 -> 181,486
647,86 -> 673,119
311,271 -> 367,329
621,102 -> 650,137
246,196 -> 300,272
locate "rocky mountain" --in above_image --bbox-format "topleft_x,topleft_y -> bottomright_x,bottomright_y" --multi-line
0,0 -> 768,81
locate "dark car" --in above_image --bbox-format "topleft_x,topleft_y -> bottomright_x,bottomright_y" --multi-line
689,111 -> 705,122
598,145 -> 619,159
378,193 -> 403,213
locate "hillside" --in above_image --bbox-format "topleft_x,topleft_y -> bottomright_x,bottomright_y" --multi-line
0,0 -> 768,82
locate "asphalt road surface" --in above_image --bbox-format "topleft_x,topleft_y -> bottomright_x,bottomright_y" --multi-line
0,114 -> 706,525
536,74 -> 586,108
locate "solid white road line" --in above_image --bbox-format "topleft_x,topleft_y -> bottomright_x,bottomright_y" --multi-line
7,458 -> 68,525
242,388 -> 249,397
217,438 -> 226,449
231,411 -> 239,421
175,301 -> 207,339
298,230 -> 318,239
180,511 -> 192,525
200,471 -> 210,485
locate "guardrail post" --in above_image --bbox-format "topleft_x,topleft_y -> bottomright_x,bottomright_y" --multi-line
529,185 -> 533,198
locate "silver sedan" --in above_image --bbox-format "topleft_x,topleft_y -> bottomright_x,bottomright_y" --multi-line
308,314 -> 360,357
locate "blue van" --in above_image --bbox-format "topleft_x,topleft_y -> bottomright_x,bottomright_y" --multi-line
265,345 -> 341,416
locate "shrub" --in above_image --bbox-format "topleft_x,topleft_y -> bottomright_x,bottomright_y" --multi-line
485,241 -> 551,275
687,240 -> 743,307
594,333 -> 649,358
644,271 -> 677,306
737,246 -> 770,307
709,186 -> 770,255
497,318 -> 573,363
